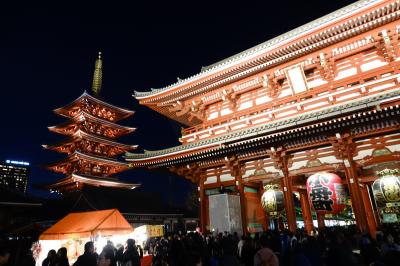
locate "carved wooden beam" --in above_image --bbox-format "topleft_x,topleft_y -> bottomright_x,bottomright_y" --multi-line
262,73 -> 280,98
169,163 -> 203,183
168,99 -> 206,121
315,52 -> 336,82
266,147 -> 293,173
375,30 -> 398,63
224,155 -> 245,177
328,133 -> 357,161
221,87 -> 238,110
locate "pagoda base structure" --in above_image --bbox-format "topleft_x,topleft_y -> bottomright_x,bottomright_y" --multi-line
126,0 -> 400,236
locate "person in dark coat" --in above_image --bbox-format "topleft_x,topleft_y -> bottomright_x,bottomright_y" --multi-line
98,248 -> 116,266
136,245 -> 143,259
219,237 -> 241,266
121,239 -> 140,266
55,247 -> 69,266
73,241 -> 97,266
42,249 -> 56,266
103,241 -> 117,258
115,244 -> 124,265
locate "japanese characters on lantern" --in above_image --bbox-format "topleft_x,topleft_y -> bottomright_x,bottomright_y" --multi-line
306,172 -> 346,214
372,169 -> 400,205
261,185 -> 285,217
372,169 -> 400,223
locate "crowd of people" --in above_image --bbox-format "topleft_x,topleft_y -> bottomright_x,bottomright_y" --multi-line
1,224 -> 400,265
147,224 -> 400,266
0,238 -> 143,266
40,239 -> 143,266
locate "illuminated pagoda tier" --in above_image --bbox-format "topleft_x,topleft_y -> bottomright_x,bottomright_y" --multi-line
127,0 -> 400,236
44,53 -> 140,192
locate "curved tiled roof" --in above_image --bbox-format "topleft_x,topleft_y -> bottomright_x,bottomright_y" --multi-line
48,173 -> 140,190
127,103 -> 400,168
43,130 -> 138,151
126,89 -> 400,161
49,150 -> 129,167
134,0 -> 381,99
48,110 -> 136,133
55,91 -> 134,121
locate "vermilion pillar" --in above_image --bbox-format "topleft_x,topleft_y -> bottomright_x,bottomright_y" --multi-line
344,160 -> 368,233
238,179 -> 248,235
282,174 -> 297,232
359,184 -> 377,238
317,213 -> 325,229
299,190 -> 313,235
199,176 -> 206,234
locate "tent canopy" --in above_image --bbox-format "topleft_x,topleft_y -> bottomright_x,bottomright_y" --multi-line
39,209 -> 133,240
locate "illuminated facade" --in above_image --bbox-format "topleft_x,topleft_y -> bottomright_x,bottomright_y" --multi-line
44,53 -> 140,193
127,0 -> 400,236
0,160 -> 29,193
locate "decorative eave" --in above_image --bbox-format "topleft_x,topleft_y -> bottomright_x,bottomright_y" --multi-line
72,130 -> 138,150
129,104 -> 400,168
54,91 -> 134,121
48,150 -> 129,169
47,173 -> 140,190
48,110 -> 136,136
133,0 -> 399,105
43,130 -> 138,152
126,89 -> 400,166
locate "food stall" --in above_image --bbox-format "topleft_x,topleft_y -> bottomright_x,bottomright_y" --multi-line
36,209 -> 133,265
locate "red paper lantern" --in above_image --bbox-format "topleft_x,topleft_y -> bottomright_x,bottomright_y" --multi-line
306,172 -> 346,214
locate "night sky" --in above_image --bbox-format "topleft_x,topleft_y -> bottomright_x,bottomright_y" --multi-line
0,1 -> 355,204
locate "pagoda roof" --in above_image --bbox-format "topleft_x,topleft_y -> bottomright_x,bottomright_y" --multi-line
48,150 -> 129,169
48,110 -> 136,135
47,173 -> 140,190
43,130 -> 138,152
126,88 -> 400,166
133,0 -> 385,100
54,91 -> 134,121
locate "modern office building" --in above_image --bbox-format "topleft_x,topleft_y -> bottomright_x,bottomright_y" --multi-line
0,160 -> 29,194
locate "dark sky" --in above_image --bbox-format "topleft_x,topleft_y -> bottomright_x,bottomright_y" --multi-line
0,1 -> 355,203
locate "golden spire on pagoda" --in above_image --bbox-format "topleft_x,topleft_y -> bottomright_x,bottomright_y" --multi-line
91,51 -> 103,96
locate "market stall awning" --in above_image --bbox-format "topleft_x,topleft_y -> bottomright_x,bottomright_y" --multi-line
39,209 -> 133,240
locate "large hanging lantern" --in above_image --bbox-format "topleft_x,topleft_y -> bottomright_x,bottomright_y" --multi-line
372,169 -> 400,206
306,172 -> 346,214
261,185 -> 285,217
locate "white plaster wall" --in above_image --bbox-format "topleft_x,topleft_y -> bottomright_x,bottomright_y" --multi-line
353,148 -> 374,161
289,160 -> 307,171
386,144 -> 400,152
220,174 -> 235,182
334,67 -> 357,80
237,101 -> 253,111
307,78 -> 327,88
360,59 -> 388,72
256,95 -> 271,105
204,176 -> 217,184
319,155 -> 343,164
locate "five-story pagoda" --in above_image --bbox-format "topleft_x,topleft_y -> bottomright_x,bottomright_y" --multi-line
43,53 -> 140,193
